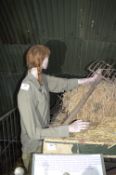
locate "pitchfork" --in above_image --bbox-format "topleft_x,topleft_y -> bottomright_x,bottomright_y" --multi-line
63,60 -> 116,124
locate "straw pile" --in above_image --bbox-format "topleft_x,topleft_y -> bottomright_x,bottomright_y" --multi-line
52,80 -> 116,145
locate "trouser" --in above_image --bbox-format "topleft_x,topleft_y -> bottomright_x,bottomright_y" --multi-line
22,146 -> 42,173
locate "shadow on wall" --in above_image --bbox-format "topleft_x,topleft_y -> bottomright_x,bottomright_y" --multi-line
45,40 -> 67,75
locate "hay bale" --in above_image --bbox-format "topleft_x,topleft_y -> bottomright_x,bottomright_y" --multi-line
63,81 -> 116,122
52,81 -> 116,145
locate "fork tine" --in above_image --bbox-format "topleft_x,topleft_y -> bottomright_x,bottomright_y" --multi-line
88,60 -> 116,82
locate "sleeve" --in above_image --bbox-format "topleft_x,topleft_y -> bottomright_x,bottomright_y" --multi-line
18,89 -> 69,141
44,74 -> 79,93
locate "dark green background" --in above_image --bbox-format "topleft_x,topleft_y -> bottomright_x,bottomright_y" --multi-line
0,0 -> 116,115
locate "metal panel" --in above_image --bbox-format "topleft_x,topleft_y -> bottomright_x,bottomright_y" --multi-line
0,0 -> 116,114
0,45 -> 29,115
0,108 -> 21,174
0,45 -> 29,71
0,0 -> 116,73
0,0 -> 116,43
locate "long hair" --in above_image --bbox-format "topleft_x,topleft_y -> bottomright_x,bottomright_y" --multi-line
26,45 -> 50,82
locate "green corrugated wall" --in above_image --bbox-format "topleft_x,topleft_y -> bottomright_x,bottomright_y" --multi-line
0,0 -> 116,115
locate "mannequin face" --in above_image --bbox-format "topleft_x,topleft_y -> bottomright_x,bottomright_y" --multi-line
42,57 -> 49,69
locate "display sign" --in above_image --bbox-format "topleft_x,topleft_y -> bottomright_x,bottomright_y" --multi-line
31,154 -> 106,175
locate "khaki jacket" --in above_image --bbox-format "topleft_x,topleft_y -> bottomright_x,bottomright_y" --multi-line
17,72 -> 78,153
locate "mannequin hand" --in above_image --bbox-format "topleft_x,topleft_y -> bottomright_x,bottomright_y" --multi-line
92,69 -> 102,82
69,120 -> 90,133
78,69 -> 102,85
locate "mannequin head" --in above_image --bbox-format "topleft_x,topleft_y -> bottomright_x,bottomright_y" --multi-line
26,45 -> 50,81
26,45 -> 50,69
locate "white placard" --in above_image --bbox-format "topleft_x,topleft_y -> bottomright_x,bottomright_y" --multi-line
31,154 -> 106,175
47,143 -> 57,151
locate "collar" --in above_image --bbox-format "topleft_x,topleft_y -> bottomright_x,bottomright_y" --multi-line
27,71 -> 41,90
